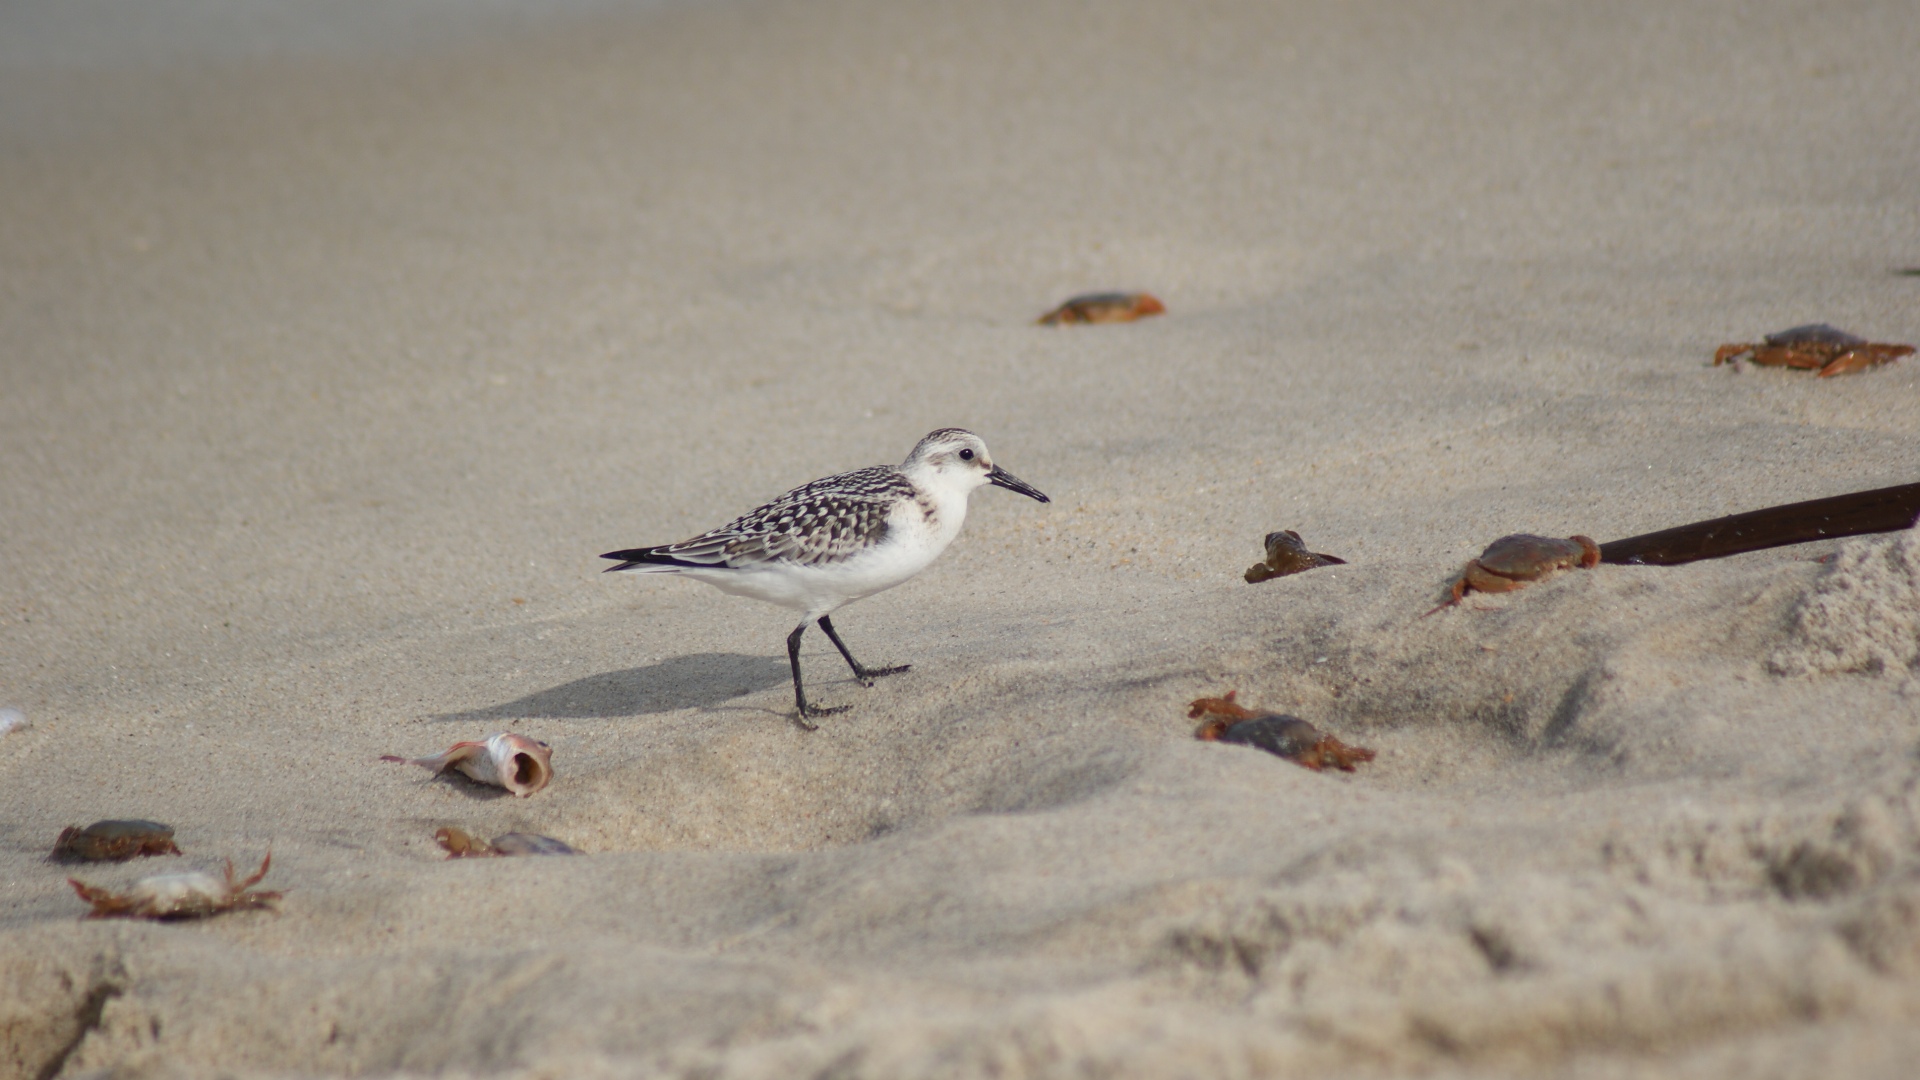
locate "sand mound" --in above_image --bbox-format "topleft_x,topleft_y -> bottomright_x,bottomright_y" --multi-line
1771,524 -> 1920,680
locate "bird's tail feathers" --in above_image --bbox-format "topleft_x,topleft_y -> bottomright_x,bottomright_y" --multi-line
600,547 -> 708,573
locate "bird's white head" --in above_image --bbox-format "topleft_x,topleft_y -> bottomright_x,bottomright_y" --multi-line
900,428 -> 1049,504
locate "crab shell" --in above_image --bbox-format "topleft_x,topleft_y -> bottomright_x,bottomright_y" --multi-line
1037,292 -> 1166,325
51,819 -> 182,862
1452,533 -> 1599,601
1189,693 -> 1376,772
1245,529 -> 1348,583
389,732 -> 553,797
490,833 -> 579,856
69,853 -> 279,920
1200,713 -> 1320,753
1219,717 -> 1375,772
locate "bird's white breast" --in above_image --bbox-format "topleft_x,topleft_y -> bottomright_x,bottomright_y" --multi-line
679,482 -> 968,617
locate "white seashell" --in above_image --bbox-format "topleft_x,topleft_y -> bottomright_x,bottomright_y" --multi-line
0,707 -> 27,735
383,732 -> 553,797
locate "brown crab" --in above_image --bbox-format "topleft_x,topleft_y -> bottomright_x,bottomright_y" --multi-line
69,852 -> 280,920
1429,533 -> 1599,614
1037,292 -> 1166,325
1187,691 -> 1375,772
435,827 -> 579,858
1244,530 -> 1347,583
51,820 -> 182,863
1713,324 -> 1913,377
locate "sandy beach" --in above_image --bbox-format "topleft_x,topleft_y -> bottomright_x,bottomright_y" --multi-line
4,0 -> 1920,1076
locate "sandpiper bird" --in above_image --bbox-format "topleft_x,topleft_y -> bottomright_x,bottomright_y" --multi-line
601,429 -> 1049,724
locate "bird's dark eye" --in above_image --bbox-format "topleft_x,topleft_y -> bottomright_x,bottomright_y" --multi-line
959,448 -> 975,461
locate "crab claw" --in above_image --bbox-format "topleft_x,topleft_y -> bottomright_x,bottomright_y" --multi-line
1817,343 -> 1915,377
1187,689 -> 1258,722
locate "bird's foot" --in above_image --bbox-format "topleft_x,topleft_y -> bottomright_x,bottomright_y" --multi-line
793,702 -> 851,730
853,663 -> 911,686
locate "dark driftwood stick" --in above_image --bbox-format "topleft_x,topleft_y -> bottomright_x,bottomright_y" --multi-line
1598,482 -> 1920,566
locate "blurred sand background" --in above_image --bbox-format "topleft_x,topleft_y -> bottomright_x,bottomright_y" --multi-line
4,0 -> 1920,1076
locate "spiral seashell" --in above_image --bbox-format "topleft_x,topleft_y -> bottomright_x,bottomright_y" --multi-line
383,732 -> 553,797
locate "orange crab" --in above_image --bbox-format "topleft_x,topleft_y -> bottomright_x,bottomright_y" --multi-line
1714,324 -> 1913,377
1187,691 -> 1375,772
1037,292 -> 1165,325
69,852 -> 280,920
1429,533 -> 1599,614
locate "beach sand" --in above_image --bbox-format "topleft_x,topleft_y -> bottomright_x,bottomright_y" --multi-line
4,1 -> 1919,1076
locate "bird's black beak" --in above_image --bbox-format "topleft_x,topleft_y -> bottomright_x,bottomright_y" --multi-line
988,465 -> 1050,503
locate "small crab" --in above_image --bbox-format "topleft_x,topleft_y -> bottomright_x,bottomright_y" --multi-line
1429,533 -> 1599,614
1037,292 -> 1166,325
1244,529 -> 1347,583
69,852 -> 280,920
51,820 -> 182,863
383,732 -> 554,797
1187,691 -> 1375,772
435,827 -> 578,858
1714,324 -> 1913,377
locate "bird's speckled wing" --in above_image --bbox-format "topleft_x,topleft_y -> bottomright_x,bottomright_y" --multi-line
605,466 -> 916,570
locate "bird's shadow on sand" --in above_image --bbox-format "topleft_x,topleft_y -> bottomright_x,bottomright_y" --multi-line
432,653 -> 790,722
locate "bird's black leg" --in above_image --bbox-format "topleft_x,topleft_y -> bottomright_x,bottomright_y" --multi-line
816,615 -> 910,685
787,621 -> 848,729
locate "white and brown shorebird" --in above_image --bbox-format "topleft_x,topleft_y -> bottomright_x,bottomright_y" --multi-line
601,429 -> 1049,725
